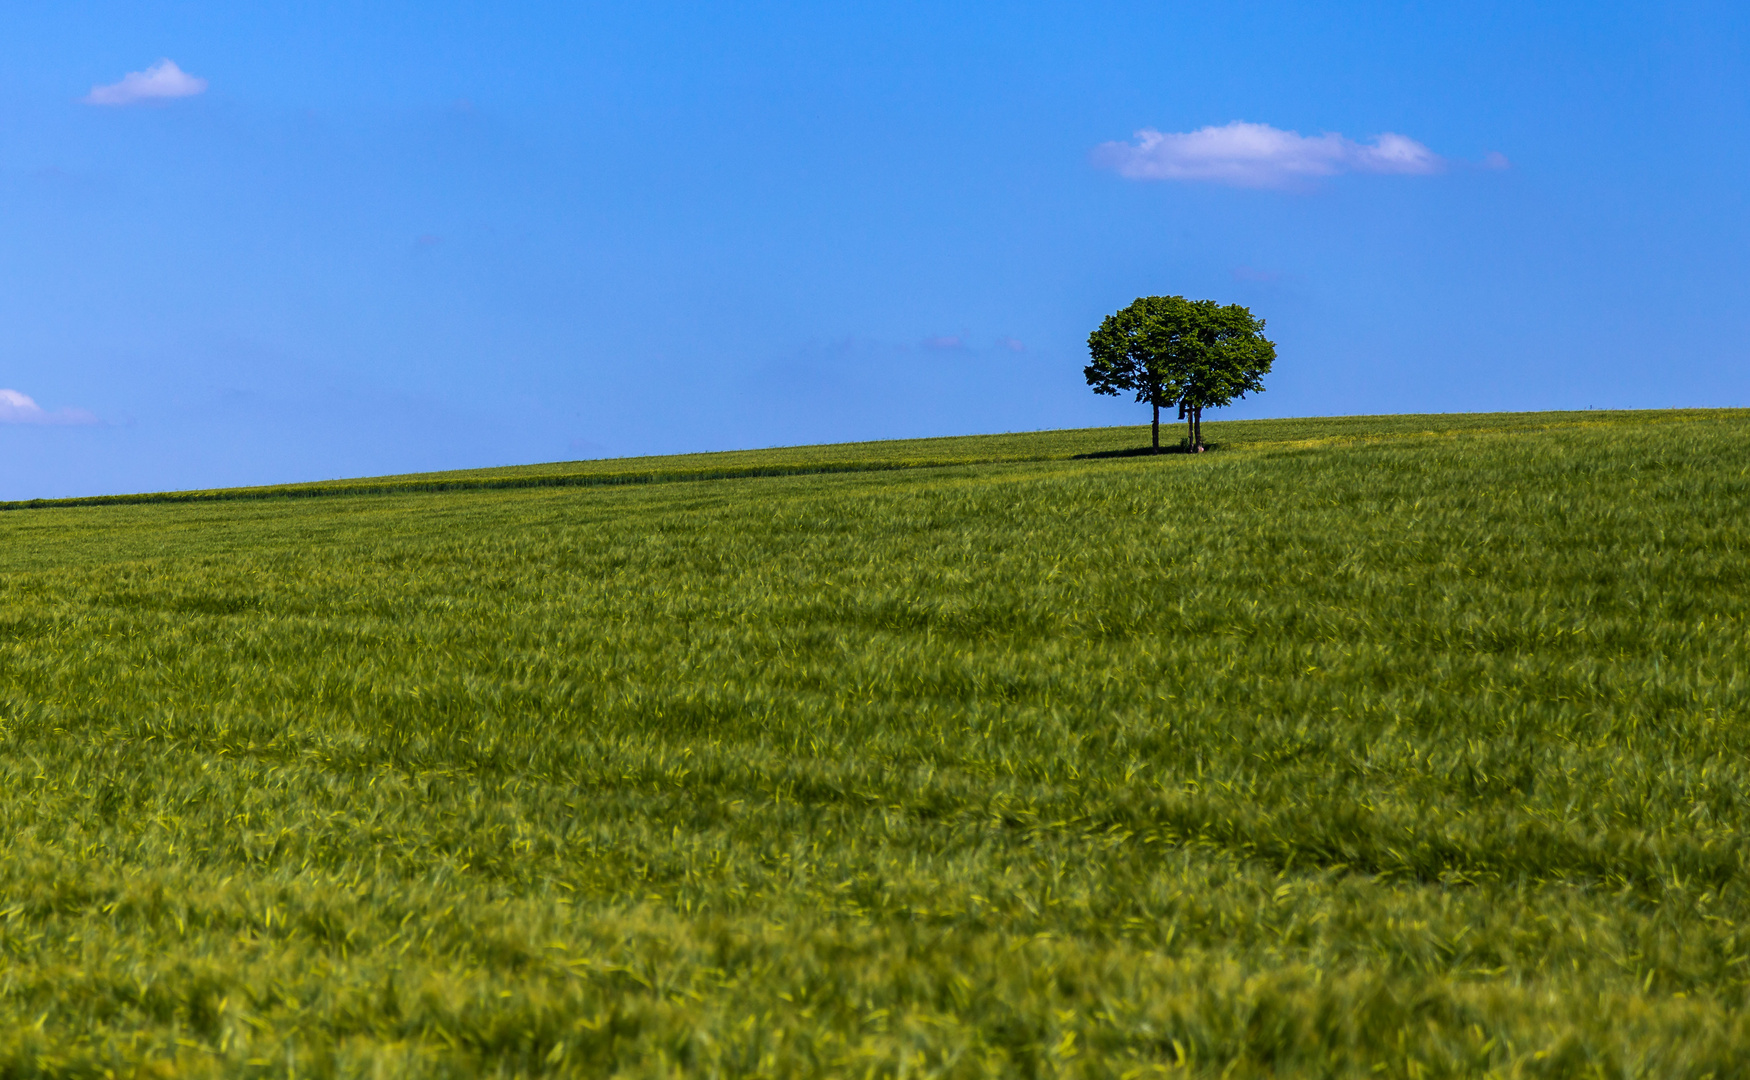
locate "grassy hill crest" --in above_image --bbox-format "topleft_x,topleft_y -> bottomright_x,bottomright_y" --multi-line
8,407 -> 1736,510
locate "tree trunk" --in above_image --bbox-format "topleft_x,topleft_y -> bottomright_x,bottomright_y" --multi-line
1151,396 -> 1160,453
1195,406 -> 1203,450
1186,403 -> 1195,451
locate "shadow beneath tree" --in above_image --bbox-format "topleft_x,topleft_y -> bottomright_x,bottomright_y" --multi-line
1072,443 -> 1220,459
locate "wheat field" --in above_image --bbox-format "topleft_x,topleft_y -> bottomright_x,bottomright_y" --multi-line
1,409 -> 1747,1077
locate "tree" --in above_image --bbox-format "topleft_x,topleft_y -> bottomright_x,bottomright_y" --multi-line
1174,299 -> 1275,450
1083,295 -> 1191,453
1085,296 -> 1275,452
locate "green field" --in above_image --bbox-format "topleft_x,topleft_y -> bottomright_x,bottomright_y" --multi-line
2,408 -> 1748,1078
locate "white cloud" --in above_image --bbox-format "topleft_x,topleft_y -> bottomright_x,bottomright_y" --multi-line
83,59 -> 208,106
1093,121 -> 1443,189
0,389 -> 98,426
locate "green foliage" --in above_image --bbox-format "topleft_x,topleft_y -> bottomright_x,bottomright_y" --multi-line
1084,296 -> 1274,450
1084,295 -> 1185,408
0,408 -> 1747,1077
1176,300 -> 1273,414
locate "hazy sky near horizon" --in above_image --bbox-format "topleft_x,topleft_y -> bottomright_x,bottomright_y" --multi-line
3,1 -> 1747,498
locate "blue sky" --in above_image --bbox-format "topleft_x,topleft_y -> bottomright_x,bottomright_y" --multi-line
2,1 -> 1747,498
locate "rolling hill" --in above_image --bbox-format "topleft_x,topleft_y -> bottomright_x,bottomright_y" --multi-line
2,408 -> 1746,1077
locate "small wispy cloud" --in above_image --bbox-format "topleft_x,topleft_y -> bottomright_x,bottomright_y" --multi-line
921,335 -> 965,350
995,336 -> 1026,353
0,389 -> 98,426
83,59 -> 208,107
1093,121 -> 1443,189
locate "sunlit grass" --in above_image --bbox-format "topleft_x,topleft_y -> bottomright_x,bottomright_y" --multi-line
1,408 -> 1747,1077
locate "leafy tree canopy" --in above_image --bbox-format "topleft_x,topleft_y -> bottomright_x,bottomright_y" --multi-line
1085,296 -> 1275,451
